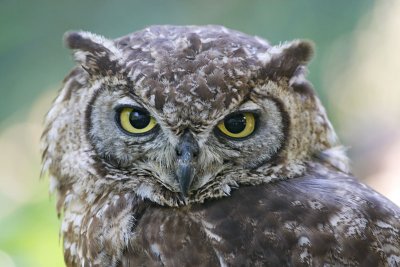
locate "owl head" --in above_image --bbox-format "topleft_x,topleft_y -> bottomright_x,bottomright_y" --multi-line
41,25 -> 346,207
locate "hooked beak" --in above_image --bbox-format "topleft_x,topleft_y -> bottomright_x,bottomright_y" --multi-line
175,131 -> 199,196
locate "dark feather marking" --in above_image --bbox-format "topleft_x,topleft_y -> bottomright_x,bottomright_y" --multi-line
195,77 -> 215,101
64,31 -> 105,52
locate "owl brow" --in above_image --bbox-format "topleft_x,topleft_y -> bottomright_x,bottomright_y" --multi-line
125,91 -> 151,109
228,108 -> 261,117
113,96 -> 143,110
234,100 -> 262,114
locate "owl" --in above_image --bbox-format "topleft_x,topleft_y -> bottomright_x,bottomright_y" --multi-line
41,25 -> 400,266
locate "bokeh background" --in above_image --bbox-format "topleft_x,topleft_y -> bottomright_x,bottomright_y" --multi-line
1,0 -> 399,266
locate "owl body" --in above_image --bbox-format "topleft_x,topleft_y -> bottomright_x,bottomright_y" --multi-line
124,163 -> 400,267
41,25 -> 400,266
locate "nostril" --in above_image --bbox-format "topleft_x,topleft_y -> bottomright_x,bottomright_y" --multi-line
176,131 -> 199,159
175,144 -> 199,159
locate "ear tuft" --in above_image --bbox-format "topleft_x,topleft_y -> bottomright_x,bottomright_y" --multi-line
63,31 -> 122,76
64,31 -> 84,50
286,40 -> 314,65
263,40 -> 315,80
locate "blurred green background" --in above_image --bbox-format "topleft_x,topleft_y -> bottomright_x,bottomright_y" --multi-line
1,1 -> 400,266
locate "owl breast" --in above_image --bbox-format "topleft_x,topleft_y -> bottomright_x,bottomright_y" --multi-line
111,162 -> 400,267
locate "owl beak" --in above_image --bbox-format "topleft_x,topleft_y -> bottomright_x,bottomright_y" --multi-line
175,131 -> 199,196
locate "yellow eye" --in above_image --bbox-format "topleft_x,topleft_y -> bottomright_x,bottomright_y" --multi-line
217,112 -> 256,138
118,107 -> 157,134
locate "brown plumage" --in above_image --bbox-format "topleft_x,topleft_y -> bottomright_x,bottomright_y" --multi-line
41,25 -> 400,266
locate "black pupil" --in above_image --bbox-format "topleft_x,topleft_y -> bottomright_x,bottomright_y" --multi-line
224,114 -> 246,134
129,110 -> 150,129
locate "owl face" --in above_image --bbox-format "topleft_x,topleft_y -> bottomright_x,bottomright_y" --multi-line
42,26 -> 340,206
88,84 -> 286,196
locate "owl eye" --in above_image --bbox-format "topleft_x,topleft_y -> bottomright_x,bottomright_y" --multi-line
217,112 -> 256,139
117,107 -> 157,134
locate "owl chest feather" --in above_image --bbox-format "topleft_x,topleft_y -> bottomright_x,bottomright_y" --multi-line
65,167 -> 400,267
